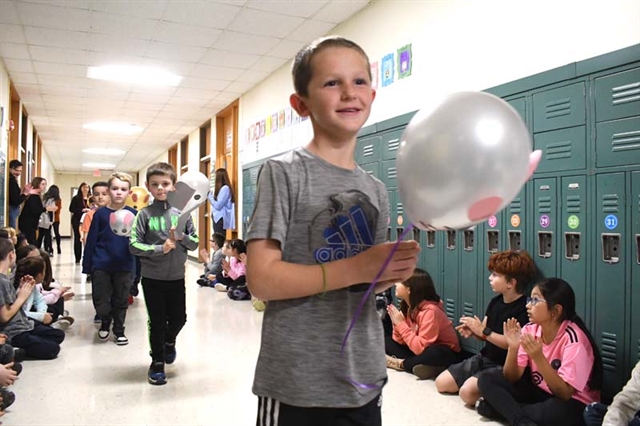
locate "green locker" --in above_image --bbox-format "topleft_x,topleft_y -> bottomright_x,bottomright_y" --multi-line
381,128 -> 403,161
532,82 -> 586,132
421,230 -> 443,296
355,135 -> 381,165
595,172 -> 627,396
481,212 -> 503,308
560,175 -> 588,320
460,226 -> 481,352
630,171 -> 640,369
394,189 -> 411,241
386,189 -> 396,242
534,178 -> 558,280
533,126 -> 587,172
596,116 -> 640,168
594,67 -> 640,122
442,230 -> 460,322
360,162 -> 381,180
507,97 -> 527,121
506,186 -> 527,252
382,159 -> 397,188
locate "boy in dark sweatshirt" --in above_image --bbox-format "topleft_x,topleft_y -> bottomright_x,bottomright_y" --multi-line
83,172 -> 137,346
129,162 -> 198,385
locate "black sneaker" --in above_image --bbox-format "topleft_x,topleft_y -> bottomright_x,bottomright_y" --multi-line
476,397 -> 501,420
0,388 -> 15,410
164,343 -> 177,364
11,362 -> 22,376
148,361 -> 166,385
13,347 -> 26,363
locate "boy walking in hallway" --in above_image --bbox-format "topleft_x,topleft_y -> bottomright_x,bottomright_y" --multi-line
130,162 -> 198,385
83,173 -> 137,345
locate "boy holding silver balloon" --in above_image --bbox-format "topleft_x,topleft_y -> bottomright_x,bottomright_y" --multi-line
129,162 -> 199,386
82,172 -> 137,346
245,36 -> 420,425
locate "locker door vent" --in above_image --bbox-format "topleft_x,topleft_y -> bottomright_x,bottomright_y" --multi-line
426,231 -> 436,248
602,194 -> 620,213
538,196 -> 552,213
611,81 -> 640,106
567,195 -> 582,213
546,140 -> 572,161
445,298 -> 455,321
509,197 -> 522,214
387,167 -> 397,180
387,137 -> 400,152
463,302 -> 474,318
362,144 -> 375,158
397,202 -> 403,216
544,97 -> 571,120
601,332 -> 618,372
611,129 -> 640,153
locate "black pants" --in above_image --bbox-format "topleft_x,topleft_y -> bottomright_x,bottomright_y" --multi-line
52,222 -> 61,252
47,297 -> 64,321
216,272 -> 246,289
142,277 -> 187,362
71,217 -> 82,262
384,334 -> 459,371
11,323 -> 65,360
213,218 -> 224,235
477,367 -> 587,426
257,394 -> 382,426
37,226 -> 52,253
92,270 -> 131,335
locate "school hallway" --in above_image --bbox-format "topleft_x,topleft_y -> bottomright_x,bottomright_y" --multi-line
8,239 -> 501,426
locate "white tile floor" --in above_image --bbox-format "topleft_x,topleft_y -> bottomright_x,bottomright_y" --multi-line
8,240 -> 502,426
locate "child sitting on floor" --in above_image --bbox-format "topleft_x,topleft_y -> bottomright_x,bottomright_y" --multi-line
197,232 -> 225,287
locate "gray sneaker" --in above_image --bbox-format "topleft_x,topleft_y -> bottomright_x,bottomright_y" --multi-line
411,364 -> 446,380
50,318 -> 72,331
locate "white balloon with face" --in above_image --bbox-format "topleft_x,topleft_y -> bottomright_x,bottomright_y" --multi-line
167,170 -> 210,239
396,91 -> 541,230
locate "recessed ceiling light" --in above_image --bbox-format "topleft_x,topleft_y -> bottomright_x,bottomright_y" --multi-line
83,162 -> 116,169
83,148 -> 126,156
83,122 -> 143,135
87,65 -> 182,87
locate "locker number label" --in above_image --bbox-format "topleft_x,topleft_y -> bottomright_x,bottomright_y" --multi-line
539,215 -> 550,228
510,215 -> 521,227
397,215 -> 404,226
604,214 -> 618,230
567,215 -> 580,229
488,215 -> 498,228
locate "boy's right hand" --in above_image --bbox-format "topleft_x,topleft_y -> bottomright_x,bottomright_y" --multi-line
17,276 -> 35,299
355,241 -> 420,284
163,238 -> 176,254
504,318 -> 521,349
199,248 -> 209,262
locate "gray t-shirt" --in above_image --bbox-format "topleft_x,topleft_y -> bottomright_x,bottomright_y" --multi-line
246,147 -> 390,408
0,273 -> 34,340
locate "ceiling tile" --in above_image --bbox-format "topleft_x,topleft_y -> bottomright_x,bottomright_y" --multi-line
0,1 -> 20,24
29,45 -> 89,65
180,76 -> 232,91
3,58 -> 35,73
214,31 -> 279,55
252,55 -> 288,72
0,24 -> 27,44
33,61 -> 86,77
268,39 -> 305,59
237,68 -> 270,84
215,91 -> 243,102
37,74 -> 89,88
146,41 -> 207,63
224,81 -> 255,93
163,1 -> 241,28
12,72 -> 39,84
91,1 -> 167,19
90,34 -> 150,57
154,21 -> 222,48
172,87 -> 220,101
200,49 -> 260,69
24,27 -> 89,50
246,0 -> 328,18
188,63 -> 239,81
286,19 -> 335,42
17,2 -> 91,32
0,42 -> 31,60
139,58 -> 196,76
228,8 -> 304,38
314,0 -> 370,24
90,12 -> 160,40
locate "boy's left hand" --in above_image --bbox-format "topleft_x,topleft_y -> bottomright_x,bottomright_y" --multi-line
168,227 -> 183,241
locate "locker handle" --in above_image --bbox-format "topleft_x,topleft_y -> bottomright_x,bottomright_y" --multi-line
564,232 -> 581,261
509,231 -> 522,251
412,228 -> 421,242
463,230 -> 474,251
426,231 -> 436,248
396,228 -> 404,241
487,230 -> 499,253
446,230 -> 456,250
386,227 -> 391,242
601,233 -> 621,264
636,234 -> 640,265
537,232 -> 553,259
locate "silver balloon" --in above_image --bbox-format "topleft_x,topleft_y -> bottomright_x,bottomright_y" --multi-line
166,170 -> 210,239
109,209 -> 136,237
396,91 -> 541,230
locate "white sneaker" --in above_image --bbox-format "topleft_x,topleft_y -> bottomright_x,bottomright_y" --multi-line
214,283 -> 227,292
51,318 -> 71,331
98,329 -> 110,340
114,335 -> 129,346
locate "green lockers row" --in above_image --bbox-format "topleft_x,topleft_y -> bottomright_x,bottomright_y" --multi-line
241,45 -> 639,398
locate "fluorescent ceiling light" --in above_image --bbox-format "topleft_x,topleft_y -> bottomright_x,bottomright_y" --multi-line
83,148 -> 125,156
88,65 -> 182,87
83,162 -> 116,168
83,122 -> 143,135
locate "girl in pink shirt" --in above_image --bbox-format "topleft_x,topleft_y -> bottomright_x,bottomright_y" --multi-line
214,239 -> 248,298
477,278 -> 603,426
385,268 -> 461,380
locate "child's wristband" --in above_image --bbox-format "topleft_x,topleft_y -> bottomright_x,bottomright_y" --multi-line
318,263 -> 327,296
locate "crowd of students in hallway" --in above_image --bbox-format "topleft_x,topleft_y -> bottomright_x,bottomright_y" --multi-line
2,35 -> 639,426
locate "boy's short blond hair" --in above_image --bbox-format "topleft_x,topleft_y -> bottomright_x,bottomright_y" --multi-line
292,36 -> 371,97
108,172 -> 133,189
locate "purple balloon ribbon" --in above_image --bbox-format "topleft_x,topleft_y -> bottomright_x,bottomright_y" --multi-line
341,223 -> 415,389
